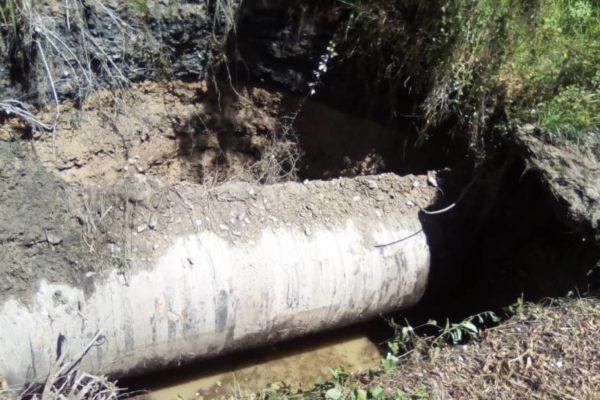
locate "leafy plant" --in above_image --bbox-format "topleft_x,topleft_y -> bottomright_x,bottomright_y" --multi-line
387,310 -> 500,357
431,311 -> 500,346
503,294 -> 525,316
329,366 -> 351,386
381,353 -> 398,373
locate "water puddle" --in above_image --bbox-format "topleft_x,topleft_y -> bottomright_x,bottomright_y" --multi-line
129,328 -> 382,399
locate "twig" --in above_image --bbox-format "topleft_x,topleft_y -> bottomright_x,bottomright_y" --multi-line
56,330 -> 104,379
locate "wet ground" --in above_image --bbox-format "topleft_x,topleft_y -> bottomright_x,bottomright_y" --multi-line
125,325 -> 383,399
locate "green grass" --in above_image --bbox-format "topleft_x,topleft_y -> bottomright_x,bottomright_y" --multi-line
336,0 -> 600,143
0,0 -> 18,36
131,0 -> 149,15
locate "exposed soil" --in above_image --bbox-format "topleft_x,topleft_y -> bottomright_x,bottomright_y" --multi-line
21,80 -> 287,186
0,140 -> 90,299
515,126 -> 600,242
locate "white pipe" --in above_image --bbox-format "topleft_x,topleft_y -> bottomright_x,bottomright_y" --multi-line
0,176 -> 432,387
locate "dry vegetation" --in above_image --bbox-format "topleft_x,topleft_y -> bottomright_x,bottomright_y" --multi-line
1,333 -> 124,400
372,297 -> 600,399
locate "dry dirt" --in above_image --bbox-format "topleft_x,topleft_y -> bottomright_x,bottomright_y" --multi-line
16,80 -> 291,187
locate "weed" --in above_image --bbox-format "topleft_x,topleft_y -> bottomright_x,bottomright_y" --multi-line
502,294 -> 525,317
387,310 -> 500,356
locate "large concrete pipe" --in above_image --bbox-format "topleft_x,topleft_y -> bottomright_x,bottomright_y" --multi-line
0,173 -> 436,387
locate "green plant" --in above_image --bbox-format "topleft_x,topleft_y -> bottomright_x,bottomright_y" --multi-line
387,310 -> 500,356
329,366 -> 351,387
431,311 -> 500,346
131,0 -> 149,15
386,318 -> 421,354
503,294 -> 525,316
410,384 -> 430,399
335,0 -> 600,143
0,0 -> 18,36
381,353 -> 398,373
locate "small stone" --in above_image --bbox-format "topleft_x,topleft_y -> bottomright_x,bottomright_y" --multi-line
367,180 -> 378,190
149,215 -> 158,230
304,227 -> 311,236
406,200 -> 416,207
352,196 -> 361,202
45,232 -> 63,245
219,224 -> 229,231
412,181 -> 420,188
153,244 -> 159,251
136,224 -> 147,233
232,231 -> 241,237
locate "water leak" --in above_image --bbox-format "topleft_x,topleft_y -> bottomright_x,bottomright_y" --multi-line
128,327 -> 382,399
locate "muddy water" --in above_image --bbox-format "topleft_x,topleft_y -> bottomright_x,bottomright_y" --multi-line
129,327 -> 383,399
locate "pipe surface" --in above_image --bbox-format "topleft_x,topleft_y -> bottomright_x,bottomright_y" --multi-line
0,174 -> 434,387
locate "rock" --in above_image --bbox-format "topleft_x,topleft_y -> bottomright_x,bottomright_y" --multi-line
45,232 -> 63,245
149,215 -> 158,230
427,171 -> 438,188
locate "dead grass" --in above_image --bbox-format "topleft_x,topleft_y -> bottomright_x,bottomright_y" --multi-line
1,332 -> 125,400
372,297 -> 600,399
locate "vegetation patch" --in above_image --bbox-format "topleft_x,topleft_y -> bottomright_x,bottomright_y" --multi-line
335,0 -> 600,143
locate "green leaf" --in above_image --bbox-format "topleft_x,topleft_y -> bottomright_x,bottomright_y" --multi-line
369,386 -> 385,399
382,356 -> 397,373
326,388 -> 343,400
353,388 -> 368,400
461,321 -> 478,334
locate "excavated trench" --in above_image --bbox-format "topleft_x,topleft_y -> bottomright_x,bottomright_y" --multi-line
117,97 -> 600,398
1,0 -> 600,396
